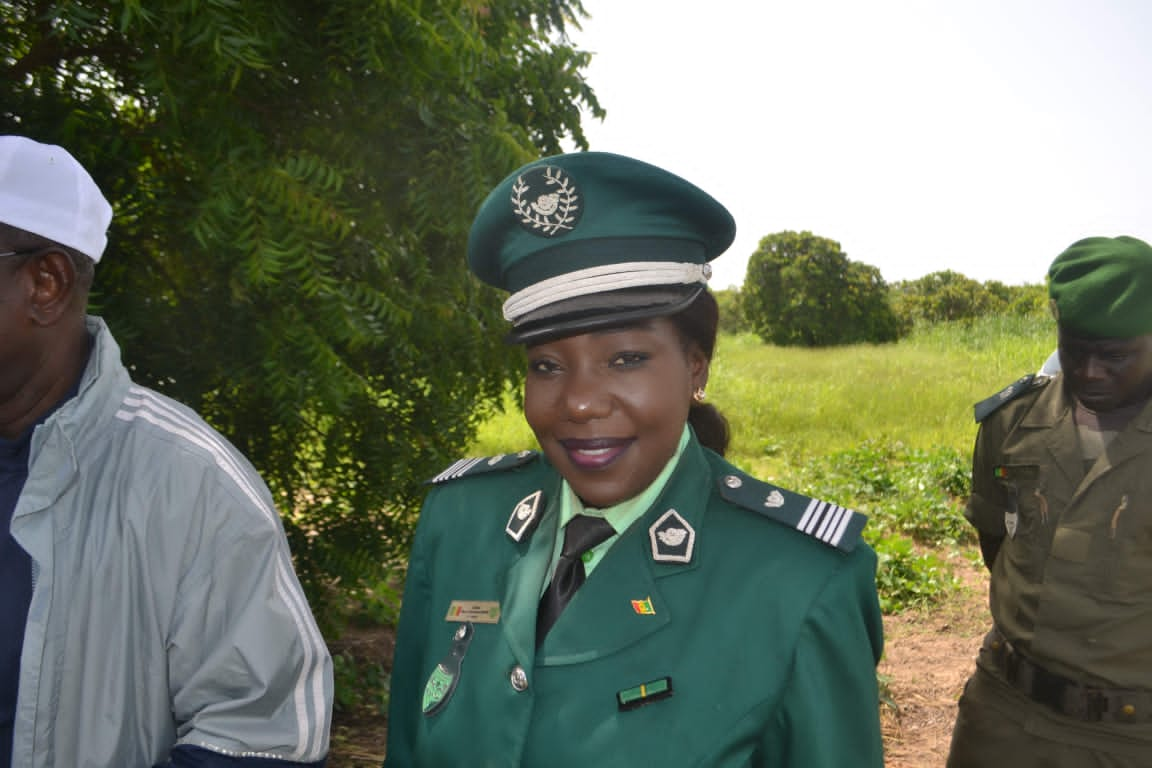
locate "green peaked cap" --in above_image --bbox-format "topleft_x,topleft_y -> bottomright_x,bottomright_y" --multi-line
1048,235 -> 1152,338
467,151 -> 735,344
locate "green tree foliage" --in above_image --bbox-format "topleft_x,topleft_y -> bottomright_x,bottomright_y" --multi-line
889,270 -> 992,324
2,0 -> 602,625
742,230 -> 900,347
713,287 -> 750,334
996,280 -> 1050,317
891,271 -> 1048,327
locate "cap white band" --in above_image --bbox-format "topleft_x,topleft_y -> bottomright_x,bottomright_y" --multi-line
502,260 -> 712,322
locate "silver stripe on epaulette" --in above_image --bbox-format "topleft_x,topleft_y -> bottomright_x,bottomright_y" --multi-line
824,504 -> 852,541
798,498 -> 822,533
798,498 -> 856,545
814,504 -> 835,539
828,508 -> 854,547
432,458 -> 471,483
450,457 -> 483,479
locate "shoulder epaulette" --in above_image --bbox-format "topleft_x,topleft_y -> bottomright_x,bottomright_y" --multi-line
427,451 -> 540,485
716,470 -> 865,552
973,374 -> 1050,423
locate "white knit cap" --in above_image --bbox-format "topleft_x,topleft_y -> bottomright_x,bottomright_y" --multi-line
0,135 -> 113,262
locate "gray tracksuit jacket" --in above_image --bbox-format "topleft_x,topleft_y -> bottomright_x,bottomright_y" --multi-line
10,317 -> 332,767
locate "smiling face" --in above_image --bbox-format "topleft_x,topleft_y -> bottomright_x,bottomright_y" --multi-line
523,318 -> 708,508
1058,328 -> 1152,412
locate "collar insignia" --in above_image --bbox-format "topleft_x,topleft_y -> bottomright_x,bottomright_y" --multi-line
506,490 -> 543,542
649,509 -> 695,563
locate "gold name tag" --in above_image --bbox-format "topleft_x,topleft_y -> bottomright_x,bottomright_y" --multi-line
445,600 -> 501,624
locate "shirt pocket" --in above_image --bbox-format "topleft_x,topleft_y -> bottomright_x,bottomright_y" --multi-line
995,464 -> 1051,580
1100,490 -> 1152,601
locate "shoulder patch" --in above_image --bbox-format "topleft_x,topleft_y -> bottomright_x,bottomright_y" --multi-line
427,451 -> 540,484
717,471 -> 866,552
973,374 -> 1050,423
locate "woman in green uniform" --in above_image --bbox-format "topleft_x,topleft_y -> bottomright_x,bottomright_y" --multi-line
385,151 -> 885,768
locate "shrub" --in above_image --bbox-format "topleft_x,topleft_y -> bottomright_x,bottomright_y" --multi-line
873,535 -> 959,613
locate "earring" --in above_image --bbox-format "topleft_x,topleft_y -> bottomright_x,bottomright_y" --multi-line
692,387 -> 706,403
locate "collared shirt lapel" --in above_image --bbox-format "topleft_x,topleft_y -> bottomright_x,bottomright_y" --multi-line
536,436 -> 711,665
501,479 -> 562,667
1077,397 -> 1152,496
1017,374 -> 1084,490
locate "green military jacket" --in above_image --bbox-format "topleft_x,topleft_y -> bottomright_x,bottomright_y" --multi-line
968,373 -> 1152,689
385,433 -> 884,767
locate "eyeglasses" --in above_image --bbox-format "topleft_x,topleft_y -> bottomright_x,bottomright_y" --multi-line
0,247 -> 45,259
0,251 -> 49,269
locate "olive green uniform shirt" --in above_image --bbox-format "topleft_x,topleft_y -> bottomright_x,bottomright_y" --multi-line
951,374 -> 1152,764
967,375 -> 1152,688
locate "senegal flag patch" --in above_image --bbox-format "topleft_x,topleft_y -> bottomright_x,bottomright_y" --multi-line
631,596 -> 655,615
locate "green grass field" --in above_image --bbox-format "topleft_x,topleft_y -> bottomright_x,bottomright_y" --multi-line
717,314 -> 1054,476
470,313 -> 1055,611
472,314 -> 1052,472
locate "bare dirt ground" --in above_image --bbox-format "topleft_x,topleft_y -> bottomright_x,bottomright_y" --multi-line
326,551 -> 990,767
879,553 -> 990,768
327,626 -> 392,767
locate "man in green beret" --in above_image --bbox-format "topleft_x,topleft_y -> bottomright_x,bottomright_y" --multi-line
947,235 -> 1152,767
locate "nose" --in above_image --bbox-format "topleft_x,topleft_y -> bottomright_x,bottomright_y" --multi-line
563,369 -> 610,422
1080,354 -> 1109,381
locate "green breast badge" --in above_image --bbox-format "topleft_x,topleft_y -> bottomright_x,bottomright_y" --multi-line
422,663 -> 456,715
421,621 -> 475,716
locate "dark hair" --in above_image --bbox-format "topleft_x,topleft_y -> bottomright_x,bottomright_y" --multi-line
670,288 -> 730,456
0,222 -> 96,292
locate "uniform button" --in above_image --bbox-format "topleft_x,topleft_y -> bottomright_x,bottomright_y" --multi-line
1122,704 -> 1137,717
510,665 -> 529,692
724,475 -> 742,489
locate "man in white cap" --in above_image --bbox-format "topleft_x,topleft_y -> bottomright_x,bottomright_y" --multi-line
0,136 -> 332,767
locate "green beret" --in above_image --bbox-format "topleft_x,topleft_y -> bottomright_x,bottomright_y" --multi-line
1048,236 -> 1152,338
466,151 -> 735,344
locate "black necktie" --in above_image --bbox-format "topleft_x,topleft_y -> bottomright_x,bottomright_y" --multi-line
536,514 -> 615,644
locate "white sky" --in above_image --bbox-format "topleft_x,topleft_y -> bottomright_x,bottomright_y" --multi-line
565,0 -> 1152,289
